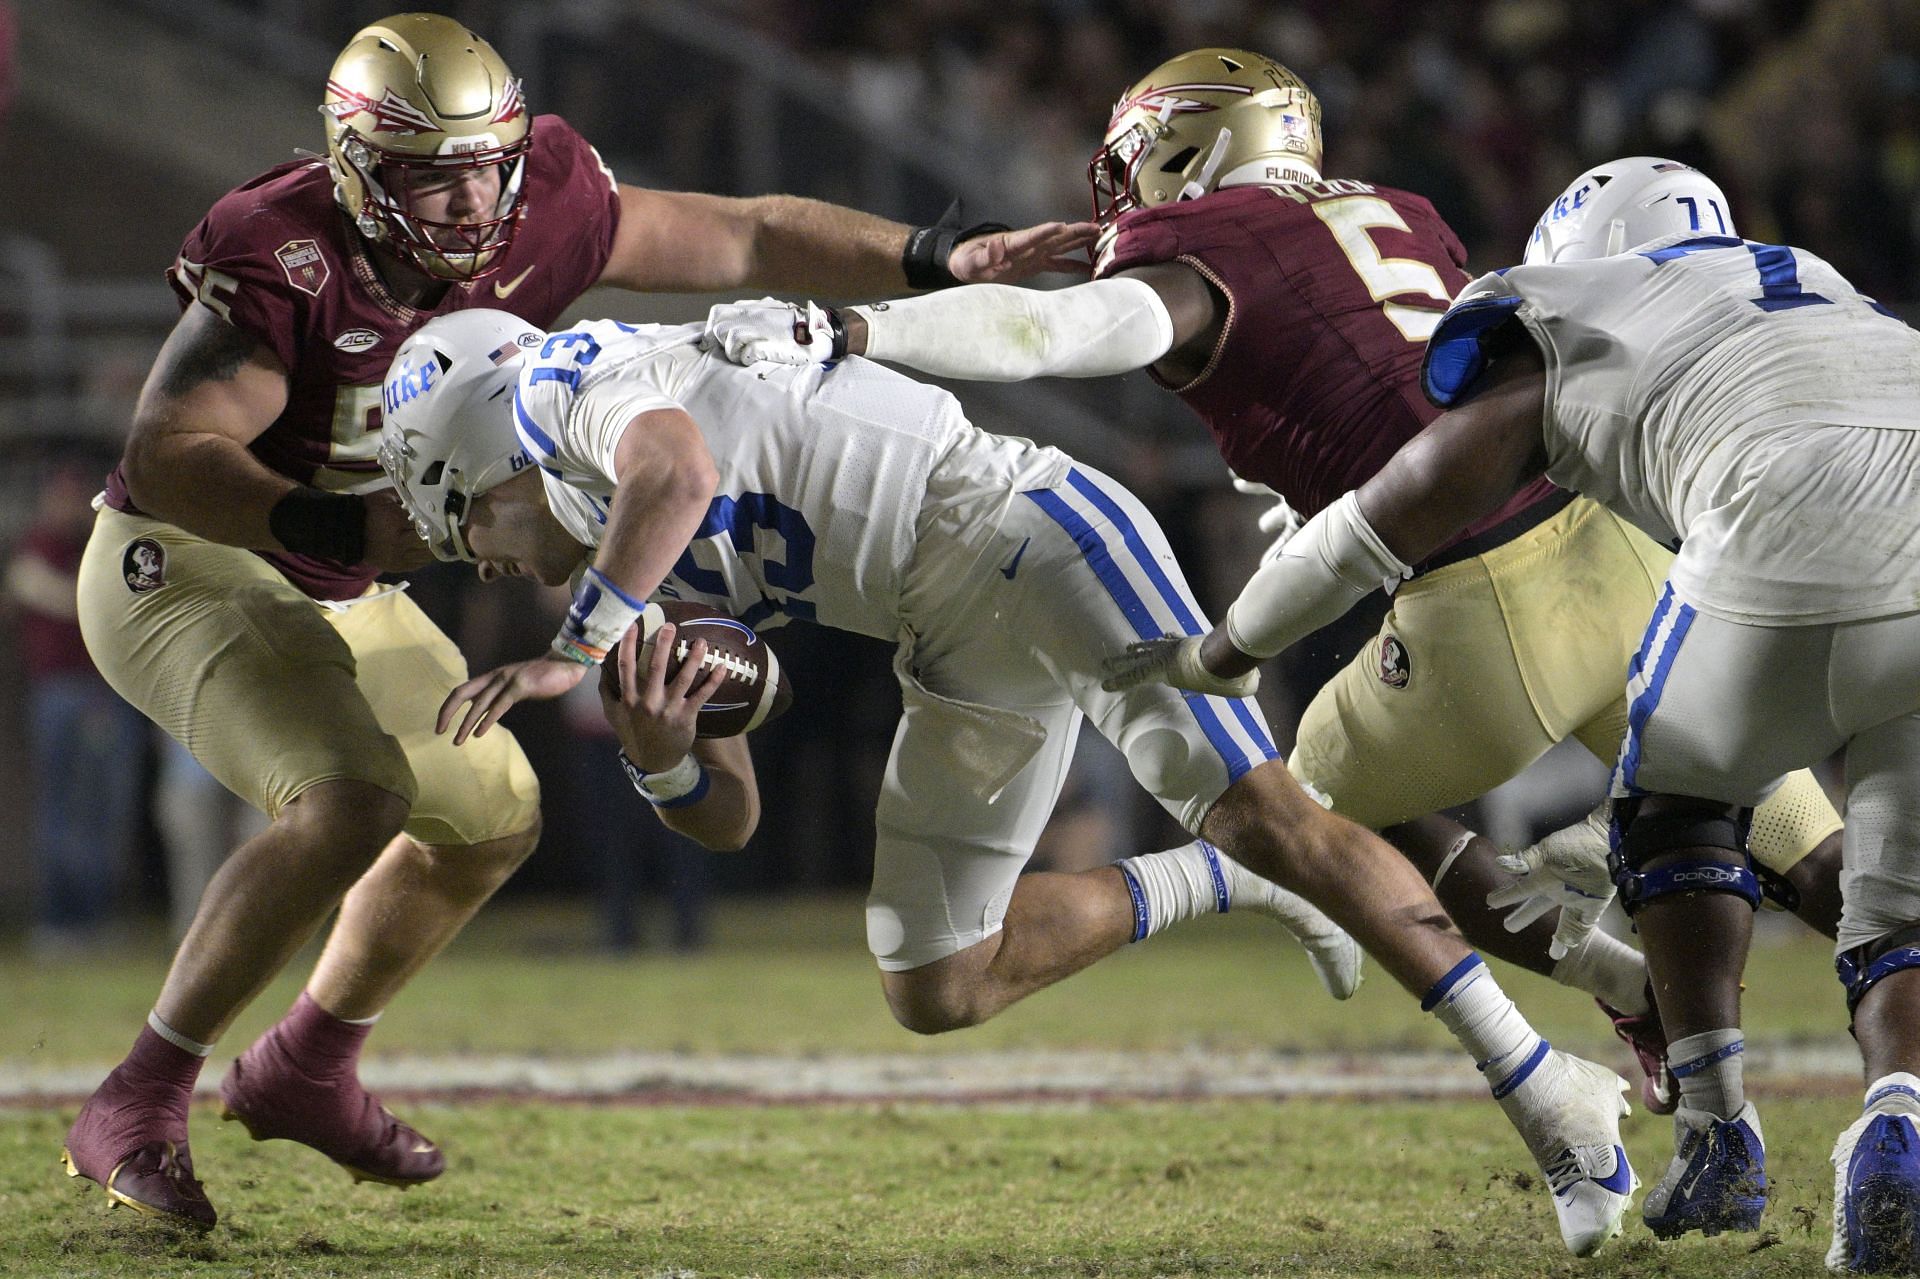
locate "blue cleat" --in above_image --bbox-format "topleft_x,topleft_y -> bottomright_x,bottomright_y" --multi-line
1829,1093 -> 1920,1272
1643,1102 -> 1767,1239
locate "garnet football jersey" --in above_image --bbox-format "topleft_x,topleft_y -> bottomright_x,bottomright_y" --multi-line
105,114 -> 622,600
1095,180 -> 1555,540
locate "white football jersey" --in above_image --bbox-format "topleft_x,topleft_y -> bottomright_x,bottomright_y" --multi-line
511,319 -> 1063,638
1433,235 -> 1920,624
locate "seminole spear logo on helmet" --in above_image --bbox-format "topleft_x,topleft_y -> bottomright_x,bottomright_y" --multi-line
1088,48 -> 1325,247
320,13 -> 533,283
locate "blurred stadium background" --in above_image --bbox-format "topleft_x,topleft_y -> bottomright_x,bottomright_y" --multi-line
3,0 -> 1912,947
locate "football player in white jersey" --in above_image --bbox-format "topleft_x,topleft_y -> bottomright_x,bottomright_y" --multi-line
1108,155 -> 1920,1269
376,308 -> 1642,1257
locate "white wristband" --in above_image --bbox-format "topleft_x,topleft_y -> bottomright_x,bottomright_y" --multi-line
552,571 -> 653,665
618,751 -> 710,807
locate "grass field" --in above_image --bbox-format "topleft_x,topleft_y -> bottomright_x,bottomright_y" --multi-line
0,895 -> 1869,1277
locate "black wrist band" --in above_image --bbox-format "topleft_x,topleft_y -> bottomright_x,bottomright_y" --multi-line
822,306 -> 849,360
268,487 -> 367,564
902,199 -> 1011,290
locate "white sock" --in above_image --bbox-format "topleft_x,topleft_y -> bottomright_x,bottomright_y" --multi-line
1865,1072 -> 1920,1115
1115,841 -> 1231,942
1670,1028 -> 1745,1118
1423,954 -> 1549,1097
1551,929 -> 1651,1015
147,1009 -> 215,1058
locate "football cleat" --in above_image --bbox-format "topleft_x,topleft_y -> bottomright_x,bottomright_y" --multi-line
1643,1102 -> 1768,1239
1599,996 -> 1677,1115
1214,845 -> 1363,999
1495,1048 -> 1638,1255
219,1030 -> 445,1187
1829,1092 -> 1920,1272
62,1073 -> 215,1230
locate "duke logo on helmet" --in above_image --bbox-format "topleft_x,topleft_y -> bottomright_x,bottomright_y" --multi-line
377,309 -> 545,563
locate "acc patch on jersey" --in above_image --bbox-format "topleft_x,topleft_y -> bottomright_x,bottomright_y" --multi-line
122,538 -> 167,594
1378,634 -> 1411,688
275,238 -> 330,297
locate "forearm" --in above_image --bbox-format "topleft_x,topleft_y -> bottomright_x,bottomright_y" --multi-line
654,740 -> 760,851
846,278 -> 1172,381
1221,491 -> 1415,662
737,195 -> 914,296
123,426 -> 306,549
554,456 -> 715,663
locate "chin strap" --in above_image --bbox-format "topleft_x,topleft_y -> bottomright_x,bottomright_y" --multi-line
1177,128 -> 1234,202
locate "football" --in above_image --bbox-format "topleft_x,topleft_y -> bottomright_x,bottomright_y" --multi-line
602,600 -> 794,738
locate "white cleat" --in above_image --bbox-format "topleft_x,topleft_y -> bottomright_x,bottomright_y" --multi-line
1496,1047 -> 1638,1256
1215,846 -> 1364,999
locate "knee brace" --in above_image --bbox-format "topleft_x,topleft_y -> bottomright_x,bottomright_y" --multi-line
1837,925 -> 1920,1018
1608,795 -> 1761,915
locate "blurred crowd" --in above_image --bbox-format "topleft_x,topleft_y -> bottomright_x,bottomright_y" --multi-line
724,0 -> 1920,293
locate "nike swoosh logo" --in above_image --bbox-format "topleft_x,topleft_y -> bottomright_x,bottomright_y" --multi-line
1000,537 -> 1031,580
1594,1146 -> 1634,1194
492,265 -> 536,299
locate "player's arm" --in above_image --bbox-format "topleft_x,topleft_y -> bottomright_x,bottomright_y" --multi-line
121,303 -> 427,570
703,261 -> 1217,381
1104,345 -> 1552,696
439,406 -> 720,744
599,185 -> 1092,296
1210,346 -> 1552,675
600,624 -> 760,852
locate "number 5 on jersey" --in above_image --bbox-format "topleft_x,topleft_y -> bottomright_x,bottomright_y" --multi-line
1313,195 -> 1454,341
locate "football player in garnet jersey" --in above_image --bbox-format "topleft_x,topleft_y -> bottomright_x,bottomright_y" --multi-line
381,306 -> 1639,1257
701,48 -> 1849,1109
62,12 -> 1091,1230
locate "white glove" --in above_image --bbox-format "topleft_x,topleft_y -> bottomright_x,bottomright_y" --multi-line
703,298 -> 841,366
1100,634 -> 1260,697
1484,807 -> 1616,960
1229,472 -> 1307,567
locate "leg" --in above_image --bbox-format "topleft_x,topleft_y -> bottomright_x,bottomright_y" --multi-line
220,587 -> 542,1184
1031,469 -> 1634,1254
1608,591 -> 1847,1240
1291,499 -> 1650,999
157,781 -> 412,1040
1828,709 -> 1920,1271
64,513 -> 424,1229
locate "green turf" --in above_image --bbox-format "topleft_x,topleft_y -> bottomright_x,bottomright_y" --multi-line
0,1097 -> 1858,1278
0,897 -> 1870,1276
0,895 -> 1856,1066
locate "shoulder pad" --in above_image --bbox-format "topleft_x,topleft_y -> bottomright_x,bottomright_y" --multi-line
1422,271 -> 1525,408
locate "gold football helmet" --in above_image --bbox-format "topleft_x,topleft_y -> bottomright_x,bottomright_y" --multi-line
322,13 -> 532,282
1089,48 -> 1322,231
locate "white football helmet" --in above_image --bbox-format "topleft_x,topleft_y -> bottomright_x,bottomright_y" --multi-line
378,308 -> 546,561
1524,156 -> 1736,265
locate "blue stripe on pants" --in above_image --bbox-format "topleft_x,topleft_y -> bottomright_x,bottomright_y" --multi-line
1063,470 -> 1278,761
1617,596 -> 1696,795
1022,479 -> 1270,783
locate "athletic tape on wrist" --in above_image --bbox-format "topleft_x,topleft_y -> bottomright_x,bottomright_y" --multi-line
553,568 -> 647,665
619,750 -> 709,807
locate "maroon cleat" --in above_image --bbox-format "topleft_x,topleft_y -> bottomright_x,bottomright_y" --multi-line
1599,996 -> 1677,1115
62,1072 -> 216,1230
218,1028 -> 444,1186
